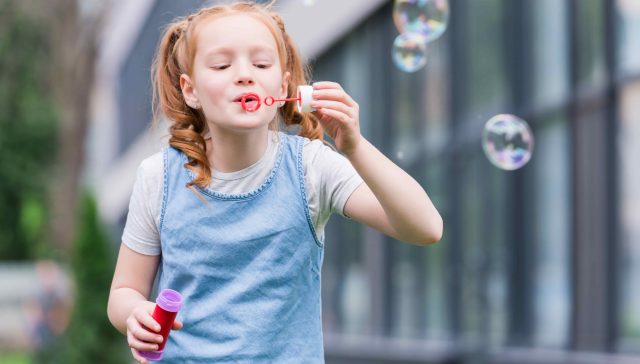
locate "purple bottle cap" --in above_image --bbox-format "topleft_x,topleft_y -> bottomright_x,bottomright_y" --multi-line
157,288 -> 182,312
139,349 -> 164,361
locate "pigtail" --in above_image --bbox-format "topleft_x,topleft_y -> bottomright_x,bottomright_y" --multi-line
151,18 -> 211,189
270,13 -> 324,142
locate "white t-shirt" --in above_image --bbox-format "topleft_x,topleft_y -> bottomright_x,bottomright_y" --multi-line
122,132 -> 364,255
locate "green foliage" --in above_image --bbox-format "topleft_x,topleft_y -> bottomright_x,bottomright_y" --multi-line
41,193 -> 128,363
0,1 -> 58,260
0,351 -> 30,364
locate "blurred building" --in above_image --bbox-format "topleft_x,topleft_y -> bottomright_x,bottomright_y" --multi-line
87,0 -> 640,363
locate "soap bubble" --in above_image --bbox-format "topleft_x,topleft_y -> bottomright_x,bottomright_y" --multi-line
393,0 -> 450,42
302,0 -> 316,6
482,114 -> 534,171
392,32 -> 428,73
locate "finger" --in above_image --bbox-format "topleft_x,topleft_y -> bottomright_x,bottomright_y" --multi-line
173,320 -> 183,330
315,107 -> 351,125
134,309 -> 162,333
128,318 -> 164,345
128,329 -> 161,352
311,100 -> 355,119
312,81 -> 343,91
131,347 -> 149,364
312,89 -> 356,107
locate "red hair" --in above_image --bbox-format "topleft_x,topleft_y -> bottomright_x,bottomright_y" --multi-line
151,1 -> 323,189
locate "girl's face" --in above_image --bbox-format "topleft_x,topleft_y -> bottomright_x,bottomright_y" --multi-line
184,14 -> 289,133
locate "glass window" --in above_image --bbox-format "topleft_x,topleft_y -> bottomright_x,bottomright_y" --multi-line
466,0 -> 508,119
387,18 -> 452,337
528,115 -> 572,348
391,66 -> 427,164
618,81 -> 640,351
322,220 -> 370,336
453,151 -> 513,346
390,238 -> 427,338
616,0 -> 640,76
575,0 -> 606,89
531,0 -> 569,109
389,18 -> 451,170
422,33 -> 451,156
423,158 -> 451,340
458,153 -> 484,340
484,166 -> 510,346
388,157 -> 451,340
340,32 -> 373,140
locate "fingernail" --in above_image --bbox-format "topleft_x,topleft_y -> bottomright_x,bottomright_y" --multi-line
155,325 -> 161,331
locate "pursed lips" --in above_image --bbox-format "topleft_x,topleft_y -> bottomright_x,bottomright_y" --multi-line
233,93 -> 259,103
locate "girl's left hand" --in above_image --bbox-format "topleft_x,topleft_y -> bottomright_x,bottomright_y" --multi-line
311,81 -> 361,156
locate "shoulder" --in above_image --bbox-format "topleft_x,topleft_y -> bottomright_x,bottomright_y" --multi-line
276,132 -> 343,167
302,137 -> 341,163
137,151 -> 164,183
289,135 -> 341,172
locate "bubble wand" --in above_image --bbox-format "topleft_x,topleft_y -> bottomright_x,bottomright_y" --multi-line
240,85 -> 315,113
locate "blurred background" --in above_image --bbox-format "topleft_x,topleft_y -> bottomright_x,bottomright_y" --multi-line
0,0 -> 638,363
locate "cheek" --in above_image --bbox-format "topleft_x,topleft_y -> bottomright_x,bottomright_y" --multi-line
265,69 -> 285,90
200,82 -> 226,102
193,71 -> 227,99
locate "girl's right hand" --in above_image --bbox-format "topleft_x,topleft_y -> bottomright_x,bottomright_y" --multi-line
126,300 -> 183,364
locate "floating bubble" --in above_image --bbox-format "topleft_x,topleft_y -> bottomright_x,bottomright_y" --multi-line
302,0 -> 316,6
392,32 -> 428,73
482,114 -> 534,171
393,0 -> 450,42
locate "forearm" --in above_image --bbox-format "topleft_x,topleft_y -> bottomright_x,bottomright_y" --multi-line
107,287 -> 149,335
346,137 -> 443,244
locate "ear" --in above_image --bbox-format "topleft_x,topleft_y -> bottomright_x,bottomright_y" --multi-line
179,74 -> 199,109
280,71 -> 291,99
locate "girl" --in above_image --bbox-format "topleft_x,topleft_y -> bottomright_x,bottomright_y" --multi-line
107,1 -> 443,363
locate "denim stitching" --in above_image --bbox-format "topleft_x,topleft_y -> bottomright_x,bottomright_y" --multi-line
159,147 -> 170,232
179,137 -> 285,201
295,137 -> 323,248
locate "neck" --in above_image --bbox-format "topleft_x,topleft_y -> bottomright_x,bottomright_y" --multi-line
205,127 -> 269,173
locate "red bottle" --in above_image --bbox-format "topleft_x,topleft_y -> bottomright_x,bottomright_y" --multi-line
140,289 -> 183,361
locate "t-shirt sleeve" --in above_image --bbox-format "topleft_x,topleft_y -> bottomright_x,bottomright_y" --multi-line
121,153 -> 163,256
305,139 -> 364,218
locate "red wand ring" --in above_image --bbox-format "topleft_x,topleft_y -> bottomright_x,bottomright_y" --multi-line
241,92 -> 262,112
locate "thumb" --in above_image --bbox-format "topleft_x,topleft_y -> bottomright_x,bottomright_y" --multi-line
172,320 -> 183,330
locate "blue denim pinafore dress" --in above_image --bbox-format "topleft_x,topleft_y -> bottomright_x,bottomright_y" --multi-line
157,133 -> 325,363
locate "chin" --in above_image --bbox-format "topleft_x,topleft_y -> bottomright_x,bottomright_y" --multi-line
225,117 -> 271,133
209,109 -> 276,132
237,111 -> 276,127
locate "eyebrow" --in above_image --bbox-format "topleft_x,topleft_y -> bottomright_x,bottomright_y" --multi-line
203,45 -> 277,59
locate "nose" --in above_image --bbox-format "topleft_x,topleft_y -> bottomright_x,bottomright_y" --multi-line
234,62 -> 255,86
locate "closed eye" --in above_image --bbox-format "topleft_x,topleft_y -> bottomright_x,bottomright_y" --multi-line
212,65 -> 230,70
255,64 -> 271,69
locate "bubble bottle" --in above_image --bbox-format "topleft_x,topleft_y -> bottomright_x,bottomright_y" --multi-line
139,289 -> 183,361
